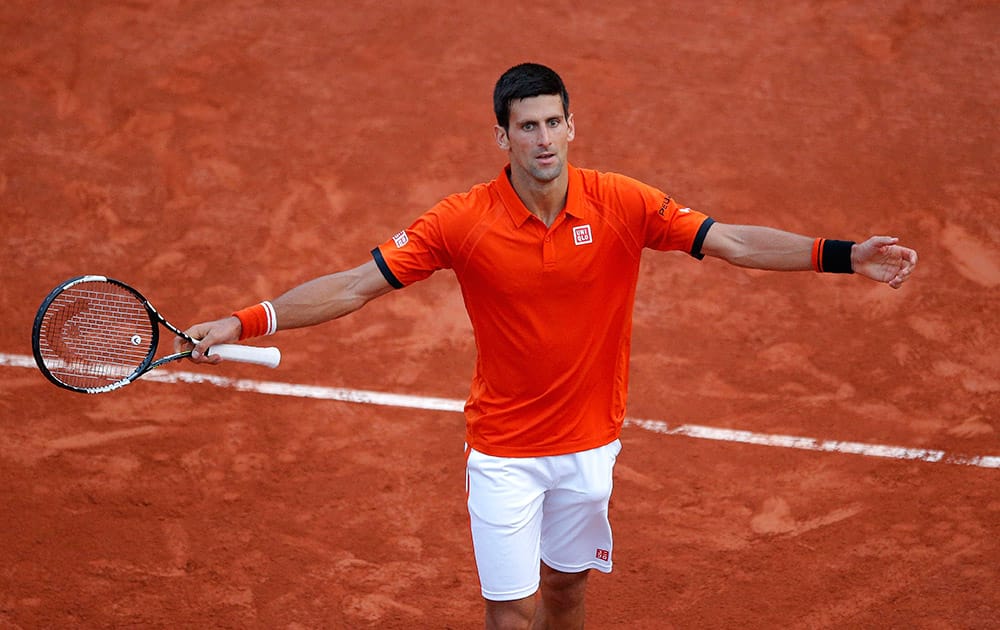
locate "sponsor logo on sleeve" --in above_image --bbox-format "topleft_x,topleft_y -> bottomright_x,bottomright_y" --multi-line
392,230 -> 409,248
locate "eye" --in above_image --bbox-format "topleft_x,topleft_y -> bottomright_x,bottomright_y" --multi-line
547,118 -> 561,127
522,122 -> 535,131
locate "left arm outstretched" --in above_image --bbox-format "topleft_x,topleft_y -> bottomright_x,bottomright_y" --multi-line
700,223 -> 918,289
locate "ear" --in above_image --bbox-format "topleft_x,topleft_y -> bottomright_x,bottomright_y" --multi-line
494,125 -> 510,150
566,113 -> 575,142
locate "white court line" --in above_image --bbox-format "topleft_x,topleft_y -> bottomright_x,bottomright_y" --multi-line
4,352 -> 998,469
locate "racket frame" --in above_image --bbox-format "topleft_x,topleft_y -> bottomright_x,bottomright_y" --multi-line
33,275 -> 224,394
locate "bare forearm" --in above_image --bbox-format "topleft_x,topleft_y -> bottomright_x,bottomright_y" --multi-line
271,261 -> 394,330
177,260 -> 393,361
272,276 -> 372,328
702,224 -> 815,270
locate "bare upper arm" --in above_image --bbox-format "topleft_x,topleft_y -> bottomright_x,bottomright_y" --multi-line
696,221 -> 815,270
348,259 -> 397,303
699,221 -> 738,260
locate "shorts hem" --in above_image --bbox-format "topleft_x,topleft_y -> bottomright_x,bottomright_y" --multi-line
541,554 -> 613,575
481,582 -> 540,602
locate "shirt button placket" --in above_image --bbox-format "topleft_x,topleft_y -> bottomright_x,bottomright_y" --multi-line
543,233 -> 555,269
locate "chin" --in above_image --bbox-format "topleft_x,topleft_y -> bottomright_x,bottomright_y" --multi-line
530,164 -> 563,182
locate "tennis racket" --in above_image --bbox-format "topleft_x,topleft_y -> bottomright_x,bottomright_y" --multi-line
32,275 -> 281,394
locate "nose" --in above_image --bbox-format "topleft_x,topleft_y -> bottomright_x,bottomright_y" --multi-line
537,126 -> 551,147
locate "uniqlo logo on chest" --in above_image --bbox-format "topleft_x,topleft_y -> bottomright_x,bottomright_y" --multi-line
595,548 -> 609,561
392,230 -> 409,248
573,224 -> 593,246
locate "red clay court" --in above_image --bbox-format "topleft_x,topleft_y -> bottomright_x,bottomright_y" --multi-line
1,2 -> 998,628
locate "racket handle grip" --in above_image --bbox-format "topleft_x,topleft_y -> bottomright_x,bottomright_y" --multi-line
206,344 -> 281,368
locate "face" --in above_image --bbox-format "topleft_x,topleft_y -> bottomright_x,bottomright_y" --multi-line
495,94 -> 575,185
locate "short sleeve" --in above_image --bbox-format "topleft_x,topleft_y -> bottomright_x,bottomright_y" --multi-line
372,204 -> 453,288
598,172 -> 713,258
645,195 -> 715,259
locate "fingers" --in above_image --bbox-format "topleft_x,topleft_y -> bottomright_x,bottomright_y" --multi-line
173,334 -> 193,355
172,325 -> 216,364
856,235 -> 918,289
865,236 -> 900,258
887,245 -> 918,289
175,316 -> 242,363
888,270 -> 908,289
190,335 -> 224,364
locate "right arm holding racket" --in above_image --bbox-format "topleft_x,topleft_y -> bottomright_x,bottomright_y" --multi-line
177,260 -> 394,363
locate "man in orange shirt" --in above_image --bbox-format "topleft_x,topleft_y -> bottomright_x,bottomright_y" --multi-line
181,63 -> 917,629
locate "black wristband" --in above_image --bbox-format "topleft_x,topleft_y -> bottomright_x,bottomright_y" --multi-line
820,239 -> 855,274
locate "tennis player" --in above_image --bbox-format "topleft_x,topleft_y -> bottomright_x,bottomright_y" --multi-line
180,63 -> 917,629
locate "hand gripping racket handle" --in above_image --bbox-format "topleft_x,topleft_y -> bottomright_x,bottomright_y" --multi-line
205,344 -> 281,368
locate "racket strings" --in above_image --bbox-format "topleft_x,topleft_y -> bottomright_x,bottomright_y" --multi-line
36,283 -> 155,386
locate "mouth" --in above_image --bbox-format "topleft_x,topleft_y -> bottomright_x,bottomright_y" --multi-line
536,152 -> 557,164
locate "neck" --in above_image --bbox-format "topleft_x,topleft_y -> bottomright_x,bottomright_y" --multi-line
508,167 -> 569,227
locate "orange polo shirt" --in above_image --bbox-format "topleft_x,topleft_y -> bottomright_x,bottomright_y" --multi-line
372,164 -> 713,457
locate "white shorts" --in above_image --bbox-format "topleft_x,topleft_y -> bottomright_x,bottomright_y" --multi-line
465,439 -> 622,601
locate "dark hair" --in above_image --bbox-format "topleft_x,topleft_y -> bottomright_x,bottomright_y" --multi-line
493,63 -> 570,129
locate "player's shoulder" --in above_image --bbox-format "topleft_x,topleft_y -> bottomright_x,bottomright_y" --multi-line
445,178 -> 497,207
574,166 -> 664,208
424,177 -> 502,231
575,166 -> 652,192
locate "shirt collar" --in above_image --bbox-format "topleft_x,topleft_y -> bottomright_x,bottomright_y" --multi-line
496,163 -> 587,227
